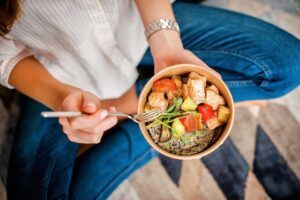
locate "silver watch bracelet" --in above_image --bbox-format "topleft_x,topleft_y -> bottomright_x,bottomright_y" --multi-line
144,19 -> 180,41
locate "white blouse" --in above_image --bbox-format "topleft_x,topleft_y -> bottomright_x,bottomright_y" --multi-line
0,0 -> 148,99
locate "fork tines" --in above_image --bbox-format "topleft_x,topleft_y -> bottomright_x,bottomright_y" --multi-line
137,108 -> 164,122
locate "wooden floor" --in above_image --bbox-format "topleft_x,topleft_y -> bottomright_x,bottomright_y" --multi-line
109,0 -> 300,199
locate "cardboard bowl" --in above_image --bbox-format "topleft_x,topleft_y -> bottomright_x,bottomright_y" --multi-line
137,64 -> 235,160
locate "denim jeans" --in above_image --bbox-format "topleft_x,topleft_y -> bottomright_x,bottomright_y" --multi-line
8,2 -> 300,200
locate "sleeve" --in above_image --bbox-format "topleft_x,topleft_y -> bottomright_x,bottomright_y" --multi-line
0,36 -> 33,89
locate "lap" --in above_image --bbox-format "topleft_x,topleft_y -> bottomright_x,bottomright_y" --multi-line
174,2 -> 300,74
8,95 -> 154,200
138,2 -> 300,101
70,120 -> 155,200
8,95 -> 79,199
174,2 -> 300,100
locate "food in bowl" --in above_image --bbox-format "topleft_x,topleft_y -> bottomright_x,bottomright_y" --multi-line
145,72 -> 231,156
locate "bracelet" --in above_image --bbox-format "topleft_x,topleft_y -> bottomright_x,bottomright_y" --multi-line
144,19 -> 180,41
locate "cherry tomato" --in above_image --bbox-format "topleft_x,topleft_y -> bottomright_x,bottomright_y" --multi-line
179,117 -> 186,125
180,114 -> 197,132
197,104 -> 215,122
153,79 -> 177,93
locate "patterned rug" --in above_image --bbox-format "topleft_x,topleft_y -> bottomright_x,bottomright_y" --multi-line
109,103 -> 300,199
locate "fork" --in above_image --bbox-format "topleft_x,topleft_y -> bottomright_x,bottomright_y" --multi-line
41,108 -> 164,123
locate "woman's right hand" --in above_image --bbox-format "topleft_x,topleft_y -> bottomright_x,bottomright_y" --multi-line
58,90 -> 118,144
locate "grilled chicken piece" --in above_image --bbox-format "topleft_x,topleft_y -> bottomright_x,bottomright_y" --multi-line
172,76 -> 183,89
166,91 -> 175,104
188,72 -> 206,81
206,84 -> 219,94
148,92 -> 168,111
205,90 -> 225,110
164,76 -> 182,102
182,84 -> 189,99
206,117 -> 222,130
166,88 -> 182,103
186,76 -> 206,104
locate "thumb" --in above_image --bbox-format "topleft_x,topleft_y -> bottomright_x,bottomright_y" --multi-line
82,92 -> 101,114
61,91 -> 83,111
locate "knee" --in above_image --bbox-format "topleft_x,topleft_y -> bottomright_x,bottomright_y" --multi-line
259,53 -> 300,99
254,27 -> 300,98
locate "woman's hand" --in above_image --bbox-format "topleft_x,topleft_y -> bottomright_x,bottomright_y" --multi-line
58,90 -> 118,144
148,30 -> 221,78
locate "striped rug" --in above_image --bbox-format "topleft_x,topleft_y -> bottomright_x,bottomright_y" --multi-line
109,102 -> 300,199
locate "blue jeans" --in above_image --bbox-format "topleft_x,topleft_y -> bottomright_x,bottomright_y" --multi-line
8,2 -> 300,200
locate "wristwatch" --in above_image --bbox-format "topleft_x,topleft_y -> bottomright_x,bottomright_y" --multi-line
144,19 -> 180,40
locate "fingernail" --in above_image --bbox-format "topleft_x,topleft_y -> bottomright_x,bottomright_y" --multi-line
85,103 -> 96,108
111,106 -> 116,112
99,110 -> 108,119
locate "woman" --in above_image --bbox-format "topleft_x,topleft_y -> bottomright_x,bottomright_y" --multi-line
1,0 -> 299,199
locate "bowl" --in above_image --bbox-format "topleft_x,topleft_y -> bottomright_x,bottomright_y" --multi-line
137,64 -> 235,160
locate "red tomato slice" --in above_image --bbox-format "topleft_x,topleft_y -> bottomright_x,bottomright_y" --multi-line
179,117 -> 186,125
197,104 -> 215,122
153,79 -> 177,93
181,114 -> 197,132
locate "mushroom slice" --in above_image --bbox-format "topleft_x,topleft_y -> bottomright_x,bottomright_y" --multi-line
159,126 -> 172,142
147,124 -> 161,143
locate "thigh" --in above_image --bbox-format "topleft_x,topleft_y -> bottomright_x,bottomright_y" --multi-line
173,2 -> 300,101
8,95 -> 79,200
70,120 -> 155,200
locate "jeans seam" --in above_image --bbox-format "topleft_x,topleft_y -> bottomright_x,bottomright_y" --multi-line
194,49 -> 272,87
97,147 -> 154,199
226,80 -> 256,87
42,157 -> 57,200
41,122 -> 61,200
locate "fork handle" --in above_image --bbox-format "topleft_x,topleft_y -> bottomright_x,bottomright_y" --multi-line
41,111 -> 81,118
41,111 -> 129,118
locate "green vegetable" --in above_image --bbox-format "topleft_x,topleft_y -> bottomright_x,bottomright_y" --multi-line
181,97 -> 197,111
172,118 -> 185,138
165,97 -> 182,113
174,97 -> 183,110
181,136 -> 191,144
166,104 -> 176,113
146,98 -> 198,136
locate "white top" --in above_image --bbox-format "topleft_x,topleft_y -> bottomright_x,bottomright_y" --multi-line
0,0 -> 148,99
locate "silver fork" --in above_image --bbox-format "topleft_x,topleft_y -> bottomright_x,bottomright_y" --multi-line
41,108 -> 164,123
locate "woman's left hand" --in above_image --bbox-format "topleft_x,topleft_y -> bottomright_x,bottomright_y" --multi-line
148,30 -> 221,78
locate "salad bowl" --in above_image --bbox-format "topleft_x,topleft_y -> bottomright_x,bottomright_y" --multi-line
137,64 -> 234,160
